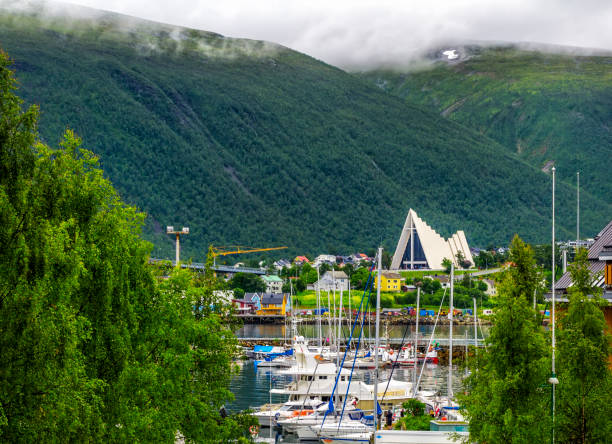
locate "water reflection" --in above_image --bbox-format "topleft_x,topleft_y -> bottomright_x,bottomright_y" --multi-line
236,323 -> 489,342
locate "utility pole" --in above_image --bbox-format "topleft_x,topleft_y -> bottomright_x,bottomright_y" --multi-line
166,226 -> 189,266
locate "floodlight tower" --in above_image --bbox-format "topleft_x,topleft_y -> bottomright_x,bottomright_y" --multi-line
166,226 -> 189,266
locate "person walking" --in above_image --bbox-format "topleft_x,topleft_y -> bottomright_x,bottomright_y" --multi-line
385,409 -> 393,428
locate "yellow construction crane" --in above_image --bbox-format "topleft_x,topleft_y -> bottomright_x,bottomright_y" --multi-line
210,245 -> 288,266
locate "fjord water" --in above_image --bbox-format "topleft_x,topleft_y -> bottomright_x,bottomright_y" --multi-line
235,323 -> 488,343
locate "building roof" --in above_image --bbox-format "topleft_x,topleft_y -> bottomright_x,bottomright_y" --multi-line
381,272 -> 402,279
274,259 -> 291,267
427,275 -> 450,283
321,270 -> 349,280
244,292 -> 262,301
233,298 -> 257,306
555,219 -> 612,292
261,293 -> 287,305
556,261 -> 605,290
262,275 -> 283,283
588,220 -> 612,260
314,254 -> 337,263
294,256 -> 310,263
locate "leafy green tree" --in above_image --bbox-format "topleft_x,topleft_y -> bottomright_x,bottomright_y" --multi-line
421,278 -> 441,295
302,268 -> 319,285
459,235 -> 549,443
456,251 -> 472,269
229,272 -> 266,293
505,235 -> 541,303
382,250 -> 392,270
294,277 -> 306,293
318,263 -> 332,274
474,249 -> 496,269
556,248 -> 612,443
442,258 -> 452,273
0,53 -> 105,441
151,265 -> 255,443
0,52 -> 252,442
394,400 -> 430,431
350,266 -> 372,290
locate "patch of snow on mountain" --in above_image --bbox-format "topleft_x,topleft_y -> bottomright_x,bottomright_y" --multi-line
442,49 -> 458,60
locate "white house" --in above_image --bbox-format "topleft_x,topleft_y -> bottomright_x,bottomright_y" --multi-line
262,275 -> 283,293
314,270 -> 349,292
313,254 -> 337,267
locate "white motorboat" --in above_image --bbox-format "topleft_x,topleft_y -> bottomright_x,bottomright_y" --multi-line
294,410 -> 371,441
312,411 -> 374,439
267,343 -> 413,412
252,399 -> 324,427
255,356 -> 296,368
393,345 -> 439,366
319,431 -> 372,443
275,403 -> 330,433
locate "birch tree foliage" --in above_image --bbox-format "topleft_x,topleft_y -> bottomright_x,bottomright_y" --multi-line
0,51 -> 252,442
458,235 -> 550,443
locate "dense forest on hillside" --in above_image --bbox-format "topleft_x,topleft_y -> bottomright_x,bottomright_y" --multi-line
358,45 -> 612,201
1,7 -> 610,260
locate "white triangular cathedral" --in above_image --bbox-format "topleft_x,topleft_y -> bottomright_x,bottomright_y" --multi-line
391,209 -> 473,270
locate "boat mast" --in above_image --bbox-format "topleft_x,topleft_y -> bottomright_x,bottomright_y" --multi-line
374,247 -> 382,429
317,266 -> 322,349
448,263 -> 454,402
413,286 -> 420,389
473,297 -> 478,354
339,285 -> 343,355
348,276 -> 352,343
327,289 -> 332,349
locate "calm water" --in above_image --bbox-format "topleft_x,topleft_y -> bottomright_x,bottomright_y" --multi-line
236,322 -> 489,343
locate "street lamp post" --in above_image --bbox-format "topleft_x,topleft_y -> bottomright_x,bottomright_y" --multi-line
550,166 -> 557,444
166,226 -> 189,266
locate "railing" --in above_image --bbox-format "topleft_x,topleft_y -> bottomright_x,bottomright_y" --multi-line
238,337 -> 486,347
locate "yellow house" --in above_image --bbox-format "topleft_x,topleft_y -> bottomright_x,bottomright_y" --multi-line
256,293 -> 289,316
375,272 -> 404,292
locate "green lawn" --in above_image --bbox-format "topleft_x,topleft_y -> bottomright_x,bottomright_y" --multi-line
399,269 -> 478,279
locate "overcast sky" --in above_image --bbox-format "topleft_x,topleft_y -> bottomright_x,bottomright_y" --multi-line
47,1 -> 612,68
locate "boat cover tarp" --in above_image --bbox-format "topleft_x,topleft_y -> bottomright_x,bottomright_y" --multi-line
263,349 -> 294,361
253,345 -> 274,353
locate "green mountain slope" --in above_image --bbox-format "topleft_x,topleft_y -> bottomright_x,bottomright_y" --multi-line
1,8 -> 610,259
358,45 -> 612,201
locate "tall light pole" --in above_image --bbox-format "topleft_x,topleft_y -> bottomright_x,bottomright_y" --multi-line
549,167 -> 558,444
577,171 -> 580,249
166,226 -> 189,266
